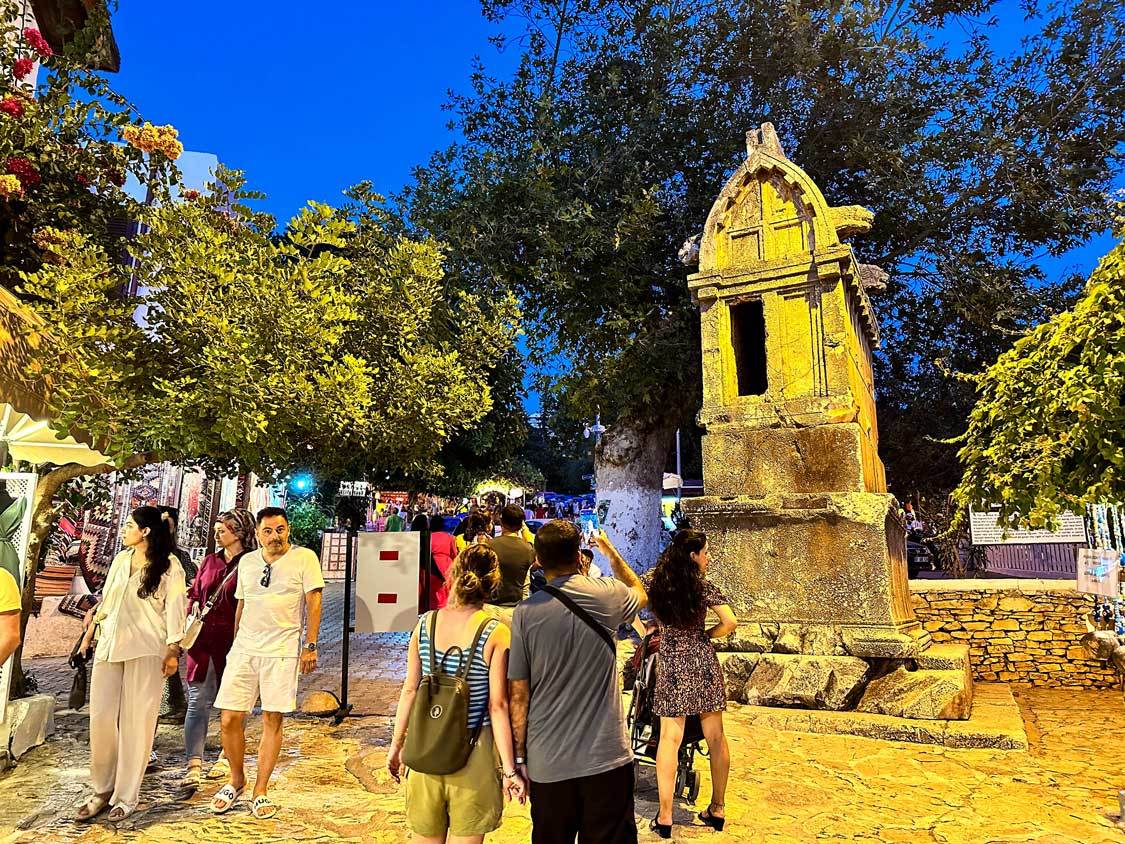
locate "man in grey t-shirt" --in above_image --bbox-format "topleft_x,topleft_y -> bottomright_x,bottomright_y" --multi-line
509,520 -> 647,844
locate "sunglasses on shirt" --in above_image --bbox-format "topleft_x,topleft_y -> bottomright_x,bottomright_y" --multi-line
261,563 -> 272,588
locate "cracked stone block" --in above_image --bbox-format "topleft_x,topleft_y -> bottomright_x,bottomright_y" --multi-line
718,653 -> 760,702
743,654 -> 869,711
914,643 -> 972,672
856,666 -> 973,720
1,693 -> 55,759
772,624 -> 846,656
717,623 -> 776,653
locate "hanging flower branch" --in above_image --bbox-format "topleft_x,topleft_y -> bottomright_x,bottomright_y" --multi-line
0,10 -> 184,289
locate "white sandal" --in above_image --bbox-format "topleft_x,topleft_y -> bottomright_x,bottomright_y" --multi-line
106,804 -> 134,823
250,795 -> 278,819
211,784 -> 243,814
75,793 -> 111,822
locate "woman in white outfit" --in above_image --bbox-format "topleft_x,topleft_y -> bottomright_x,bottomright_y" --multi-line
75,505 -> 187,822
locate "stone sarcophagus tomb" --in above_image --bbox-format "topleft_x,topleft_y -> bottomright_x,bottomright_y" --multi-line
682,125 -> 972,720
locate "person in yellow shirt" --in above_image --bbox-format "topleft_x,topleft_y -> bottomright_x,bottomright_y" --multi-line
0,566 -> 21,666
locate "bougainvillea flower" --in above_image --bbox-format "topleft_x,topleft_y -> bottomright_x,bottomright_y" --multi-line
0,174 -> 23,198
121,122 -> 183,160
13,57 -> 34,79
0,96 -> 25,118
182,189 -> 201,200
76,173 -> 91,187
22,28 -> 53,57
6,156 -> 40,186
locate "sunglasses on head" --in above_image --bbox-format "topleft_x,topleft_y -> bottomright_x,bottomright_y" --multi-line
260,562 -> 272,588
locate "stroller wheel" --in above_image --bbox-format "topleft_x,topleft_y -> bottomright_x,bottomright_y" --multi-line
674,769 -> 685,795
687,770 -> 701,802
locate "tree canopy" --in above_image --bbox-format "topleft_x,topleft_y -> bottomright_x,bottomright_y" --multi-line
17,170 -> 517,483
954,230 -> 1125,529
406,0 -> 1125,507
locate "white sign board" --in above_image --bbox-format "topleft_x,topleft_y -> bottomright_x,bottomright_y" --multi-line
0,472 -> 37,724
339,481 -> 371,498
969,508 -> 1087,546
354,532 -> 420,633
1076,548 -> 1121,597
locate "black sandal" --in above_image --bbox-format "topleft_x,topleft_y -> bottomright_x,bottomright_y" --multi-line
650,816 -> 672,839
699,804 -> 726,831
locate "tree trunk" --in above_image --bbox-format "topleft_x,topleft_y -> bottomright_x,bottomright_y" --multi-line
595,420 -> 674,574
10,452 -> 153,699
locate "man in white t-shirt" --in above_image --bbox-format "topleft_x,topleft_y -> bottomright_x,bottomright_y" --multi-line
211,507 -> 324,820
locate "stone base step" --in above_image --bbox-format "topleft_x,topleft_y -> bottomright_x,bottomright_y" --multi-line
731,682 -> 1026,749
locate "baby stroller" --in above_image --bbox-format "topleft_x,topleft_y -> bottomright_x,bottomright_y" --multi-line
626,631 -> 705,801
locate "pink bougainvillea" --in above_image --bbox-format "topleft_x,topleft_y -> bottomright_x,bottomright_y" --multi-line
0,96 -> 25,118
13,57 -> 34,79
6,156 -> 41,187
182,189 -> 200,200
22,28 -> 52,57
75,173 -> 90,187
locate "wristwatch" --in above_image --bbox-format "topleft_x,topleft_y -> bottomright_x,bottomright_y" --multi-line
304,642 -> 318,652
515,756 -> 525,765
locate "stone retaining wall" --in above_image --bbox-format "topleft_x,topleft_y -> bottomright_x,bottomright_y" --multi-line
910,580 -> 1119,688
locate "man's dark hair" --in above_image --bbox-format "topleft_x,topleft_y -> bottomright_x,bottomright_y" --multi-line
256,506 -> 288,525
500,503 -> 525,531
534,519 -> 581,572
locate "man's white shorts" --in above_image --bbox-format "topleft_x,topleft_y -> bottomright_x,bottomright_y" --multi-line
214,651 -> 300,714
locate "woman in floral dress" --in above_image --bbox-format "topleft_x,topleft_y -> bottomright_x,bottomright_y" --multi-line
642,530 -> 738,838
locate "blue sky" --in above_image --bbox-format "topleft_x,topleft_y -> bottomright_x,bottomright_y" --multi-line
108,3 -> 519,221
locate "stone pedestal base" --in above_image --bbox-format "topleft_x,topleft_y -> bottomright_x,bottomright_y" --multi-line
719,644 -> 974,721
682,492 -> 927,657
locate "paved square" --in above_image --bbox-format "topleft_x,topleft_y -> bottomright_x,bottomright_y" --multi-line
2,583 -> 1123,842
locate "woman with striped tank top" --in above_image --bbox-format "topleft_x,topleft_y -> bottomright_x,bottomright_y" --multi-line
388,543 -> 527,841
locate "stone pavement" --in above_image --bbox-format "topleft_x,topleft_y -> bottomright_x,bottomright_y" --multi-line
3,583 -> 1125,842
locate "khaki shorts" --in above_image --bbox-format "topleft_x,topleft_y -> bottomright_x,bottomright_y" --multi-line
405,729 -> 503,837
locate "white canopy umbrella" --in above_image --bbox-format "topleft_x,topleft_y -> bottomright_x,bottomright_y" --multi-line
0,405 -> 111,468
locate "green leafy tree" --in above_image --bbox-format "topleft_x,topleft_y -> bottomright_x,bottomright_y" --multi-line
10,171 -> 516,692
954,231 -> 1125,529
406,0 -> 1125,564
286,497 -> 333,553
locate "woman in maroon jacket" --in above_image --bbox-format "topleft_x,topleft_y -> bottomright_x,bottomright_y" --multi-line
180,508 -> 256,791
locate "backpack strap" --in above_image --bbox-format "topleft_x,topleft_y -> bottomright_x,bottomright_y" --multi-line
541,584 -> 616,657
425,611 -> 438,676
456,617 -> 495,681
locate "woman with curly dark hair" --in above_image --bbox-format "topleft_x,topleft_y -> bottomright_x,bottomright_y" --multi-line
76,505 -> 188,823
643,530 -> 737,838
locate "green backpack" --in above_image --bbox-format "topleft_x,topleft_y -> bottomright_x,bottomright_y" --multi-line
403,612 -> 493,775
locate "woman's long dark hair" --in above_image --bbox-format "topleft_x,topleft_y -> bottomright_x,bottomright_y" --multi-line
132,506 -> 176,599
648,530 -> 708,630
462,510 -> 493,543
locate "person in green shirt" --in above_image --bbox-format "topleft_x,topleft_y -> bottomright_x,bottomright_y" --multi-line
385,507 -> 404,532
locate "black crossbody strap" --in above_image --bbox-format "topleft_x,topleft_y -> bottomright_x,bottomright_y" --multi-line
541,584 -> 616,657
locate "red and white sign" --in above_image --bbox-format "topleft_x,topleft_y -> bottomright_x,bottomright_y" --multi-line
354,532 -> 420,633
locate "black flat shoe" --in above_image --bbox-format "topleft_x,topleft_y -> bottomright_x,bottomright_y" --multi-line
650,816 -> 672,839
699,808 -> 726,831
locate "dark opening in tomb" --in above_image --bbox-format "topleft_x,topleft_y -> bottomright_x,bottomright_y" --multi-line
730,299 -> 768,396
